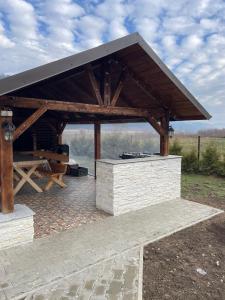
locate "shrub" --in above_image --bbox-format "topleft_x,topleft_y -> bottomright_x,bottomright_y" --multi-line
169,139 -> 183,155
200,144 -> 220,175
216,155 -> 225,177
182,149 -> 199,173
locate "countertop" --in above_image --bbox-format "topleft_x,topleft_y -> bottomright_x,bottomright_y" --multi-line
97,155 -> 182,165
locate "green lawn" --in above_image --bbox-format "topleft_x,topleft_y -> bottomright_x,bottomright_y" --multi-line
182,174 -> 225,200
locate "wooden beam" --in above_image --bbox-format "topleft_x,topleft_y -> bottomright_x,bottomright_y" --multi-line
145,114 -> 166,136
33,150 -> 69,162
103,64 -> 111,106
0,110 -> 14,213
13,105 -> 47,141
94,122 -> 101,178
87,65 -> 103,106
1,96 -> 149,118
111,69 -> 127,107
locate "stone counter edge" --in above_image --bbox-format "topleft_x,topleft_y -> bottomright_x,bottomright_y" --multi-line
97,155 -> 182,165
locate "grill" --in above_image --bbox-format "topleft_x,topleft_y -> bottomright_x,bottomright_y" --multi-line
119,152 -> 152,159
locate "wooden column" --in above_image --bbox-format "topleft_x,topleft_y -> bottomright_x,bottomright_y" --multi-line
0,110 -> 14,213
32,132 -> 37,151
57,121 -> 67,145
160,116 -> 169,156
94,122 -> 101,178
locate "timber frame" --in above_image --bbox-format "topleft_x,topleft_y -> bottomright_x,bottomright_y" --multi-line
0,33 -> 210,213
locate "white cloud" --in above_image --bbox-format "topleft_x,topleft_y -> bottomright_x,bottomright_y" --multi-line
0,0 -> 38,40
0,0 -> 225,128
0,21 -> 14,48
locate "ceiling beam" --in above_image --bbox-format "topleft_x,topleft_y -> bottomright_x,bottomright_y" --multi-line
0,96 -> 150,118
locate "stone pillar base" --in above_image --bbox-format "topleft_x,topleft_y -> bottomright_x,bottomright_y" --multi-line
0,204 -> 35,250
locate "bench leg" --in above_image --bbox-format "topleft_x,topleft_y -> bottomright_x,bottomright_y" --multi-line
44,179 -> 54,191
52,175 -> 66,188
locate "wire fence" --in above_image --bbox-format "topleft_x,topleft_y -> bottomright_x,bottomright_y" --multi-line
172,135 -> 225,160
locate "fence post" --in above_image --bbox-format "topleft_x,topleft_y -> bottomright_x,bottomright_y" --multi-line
197,136 -> 201,162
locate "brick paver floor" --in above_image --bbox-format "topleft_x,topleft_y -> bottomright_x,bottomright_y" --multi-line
20,247 -> 141,300
15,175 -> 108,238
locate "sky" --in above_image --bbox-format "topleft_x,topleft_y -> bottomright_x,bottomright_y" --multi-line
0,0 -> 225,131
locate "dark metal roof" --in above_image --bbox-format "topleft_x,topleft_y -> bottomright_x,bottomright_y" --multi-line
0,32 -> 211,121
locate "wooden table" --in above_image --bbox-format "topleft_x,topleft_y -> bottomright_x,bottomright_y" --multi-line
13,154 -> 48,195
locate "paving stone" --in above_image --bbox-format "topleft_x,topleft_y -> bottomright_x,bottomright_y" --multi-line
123,292 -> 138,300
10,249 -> 140,300
0,290 -> 6,300
112,269 -> 123,280
123,265 -> 138,291
67,284 -> 79,297
84,280 -> 95,291
107,281 -> 123,295
15,176 -> 108,239
0,191 -> 221,300
94,285 -> 106,296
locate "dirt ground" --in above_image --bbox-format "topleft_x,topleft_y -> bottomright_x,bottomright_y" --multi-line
143,174 -> 225,300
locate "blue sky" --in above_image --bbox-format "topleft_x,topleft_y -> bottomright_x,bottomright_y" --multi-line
0,0 -> 225,131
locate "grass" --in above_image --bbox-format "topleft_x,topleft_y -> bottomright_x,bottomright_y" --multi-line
182,173 -> 225,199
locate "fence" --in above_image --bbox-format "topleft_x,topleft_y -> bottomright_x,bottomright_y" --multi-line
172,135 -> 225,160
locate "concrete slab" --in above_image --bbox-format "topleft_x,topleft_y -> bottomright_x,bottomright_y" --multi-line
0,199 -> 222,300
0,204 -> 34,223
0,205 -> 34,251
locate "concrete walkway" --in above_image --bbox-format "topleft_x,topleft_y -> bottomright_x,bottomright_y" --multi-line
0,199 -> 222,300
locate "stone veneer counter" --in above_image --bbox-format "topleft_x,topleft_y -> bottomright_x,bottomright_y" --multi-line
96,155 -> 182,215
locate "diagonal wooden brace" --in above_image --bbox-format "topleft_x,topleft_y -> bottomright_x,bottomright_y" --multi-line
13,105 -> 48,141
145,114 -> 166,136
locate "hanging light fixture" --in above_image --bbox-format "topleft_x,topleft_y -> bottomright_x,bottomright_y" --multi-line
168,125 -> 175,138
1,109 -> 15,141
2,121 -> 15,141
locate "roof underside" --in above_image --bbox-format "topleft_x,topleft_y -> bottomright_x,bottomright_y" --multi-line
0,33 -> 211,123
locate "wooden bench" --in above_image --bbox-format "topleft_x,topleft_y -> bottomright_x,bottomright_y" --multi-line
38,162 -> 67,191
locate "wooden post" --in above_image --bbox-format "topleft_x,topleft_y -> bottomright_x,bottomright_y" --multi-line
0,110 -> 14,213
94,122 -> 101,178
160,116 -> 169,156
197,136 -> 201,162
32,132 -> 37,151
57,121 -> 67,145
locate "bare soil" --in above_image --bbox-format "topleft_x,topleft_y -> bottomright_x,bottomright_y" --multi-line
143,175 -> 225,300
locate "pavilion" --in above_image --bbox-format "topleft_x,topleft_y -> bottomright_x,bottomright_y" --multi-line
0,32 -> 210,215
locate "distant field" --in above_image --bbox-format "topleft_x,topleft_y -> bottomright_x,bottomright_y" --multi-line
62,129 -> 225,170
172,135 -> 225,158
63,129 -> 160,174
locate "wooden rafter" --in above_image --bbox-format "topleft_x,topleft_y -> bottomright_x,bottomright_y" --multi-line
114,58 -> 168,111
1,96 -> 149,118
111,69 -> 127,107
103,63 -> 111,106
145,114 -> 166,136
87,65 -> 103,106
13,105 -> 47,141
